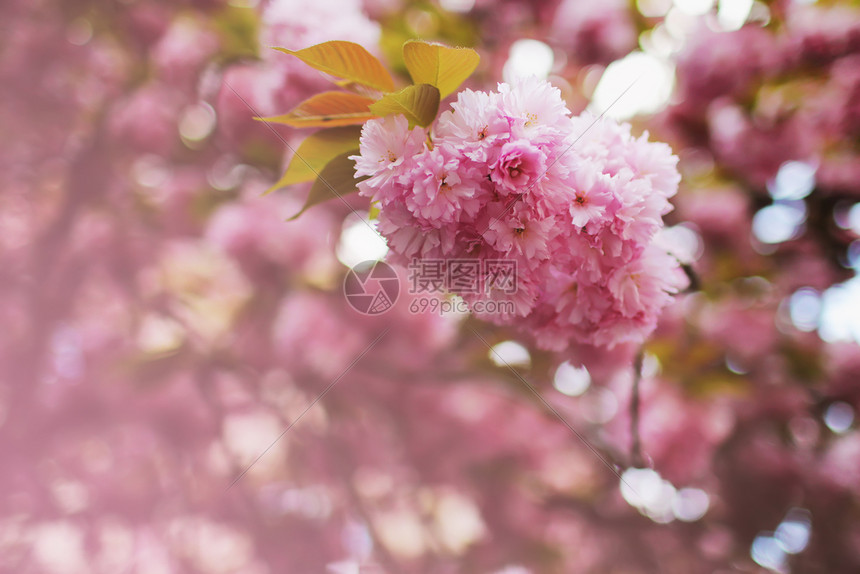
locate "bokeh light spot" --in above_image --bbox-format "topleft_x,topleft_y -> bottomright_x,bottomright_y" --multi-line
591,52 -> 674,120
581,387 -> 618,423
818,277 -> 860,343
440,0 -> 476,12
768,161 -> 816,201
751,534 -> 787,572
752,202 -> 806,244
67,18 -> 93,46
672,487 -> 710,522
775,508 -> 811,554
788,288 -> 821,332
824,402 -> 854,434
848,203 -> 860,235
503,40 -> 554,82
489,341 -> 531,368
553,362 -> 591,396
718,0 -> 754,31
336,214 -> 389,268
179,102 -> 217,144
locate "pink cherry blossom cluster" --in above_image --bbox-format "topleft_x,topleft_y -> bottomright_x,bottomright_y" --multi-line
354,77 -> 688,349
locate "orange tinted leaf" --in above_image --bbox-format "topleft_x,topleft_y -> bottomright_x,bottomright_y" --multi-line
259,92 -> 377,128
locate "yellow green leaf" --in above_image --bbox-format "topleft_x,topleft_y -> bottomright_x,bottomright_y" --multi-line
368,84 -> 440,128
288,151 -> 367,220
274,41 -> 396,94
259,92 -> 377,128
266,126 -> 362,194
402,40 -> 480,98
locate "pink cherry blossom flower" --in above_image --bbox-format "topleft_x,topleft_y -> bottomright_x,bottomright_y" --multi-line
406,145 -> 484,224
490,139 -> 548,194
498,76 -> 572,141
567,163 -> 615,229
435,89 -> 509,163
353,115 -> 427,194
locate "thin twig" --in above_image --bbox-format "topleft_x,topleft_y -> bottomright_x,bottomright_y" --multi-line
630,350 -> 645,468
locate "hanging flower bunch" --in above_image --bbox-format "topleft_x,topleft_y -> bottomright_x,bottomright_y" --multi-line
266,40 -> 687,350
